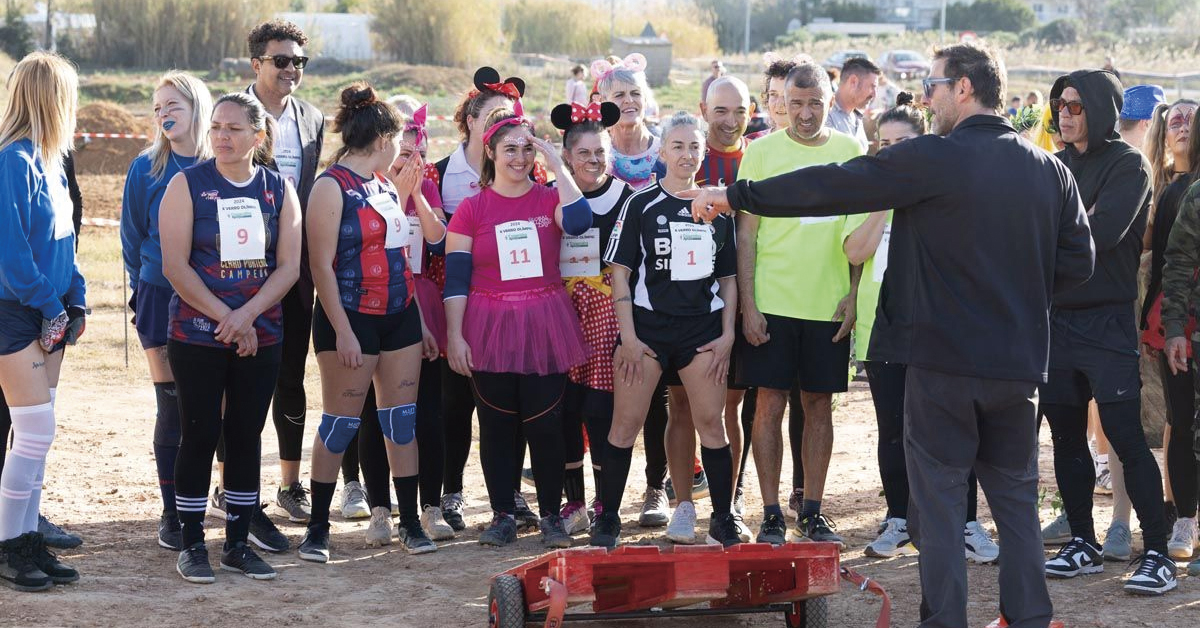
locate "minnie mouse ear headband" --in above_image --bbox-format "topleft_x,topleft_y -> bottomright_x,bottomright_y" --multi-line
589,53 -> 648,88
470,66 -> 526,101
550,101 -> 620,132
480,99 -> 533,146
403,104 -> 428,146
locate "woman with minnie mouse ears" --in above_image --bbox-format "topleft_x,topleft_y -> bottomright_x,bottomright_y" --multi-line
432,67 -> 545,534
548,101 -> 634,535
592,54 -> 666,192
443,101 -> 593,548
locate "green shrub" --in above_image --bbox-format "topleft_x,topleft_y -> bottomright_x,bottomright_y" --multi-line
372,0 -> 501,67
503,0 -> 608,58
92,0 -> 273,68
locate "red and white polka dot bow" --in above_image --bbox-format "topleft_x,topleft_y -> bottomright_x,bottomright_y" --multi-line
570,102 -> 603,124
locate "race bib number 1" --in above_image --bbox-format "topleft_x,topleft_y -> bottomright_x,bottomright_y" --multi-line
669,222 -> 713,281
367,193 -> 409,250
495,220 -> 543,281
560,228 -> 600,278
217,197 -> 266,262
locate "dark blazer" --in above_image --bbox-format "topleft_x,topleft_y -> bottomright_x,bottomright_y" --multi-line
728,114 -> 1096,383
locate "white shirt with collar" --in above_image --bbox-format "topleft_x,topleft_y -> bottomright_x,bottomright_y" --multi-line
247,86 -> 303,188
441,143 -> 481,216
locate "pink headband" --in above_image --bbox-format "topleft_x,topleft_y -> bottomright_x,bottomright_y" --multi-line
404,104 -> 428,146
480,100 -> 531,146
589,53 -> 648,85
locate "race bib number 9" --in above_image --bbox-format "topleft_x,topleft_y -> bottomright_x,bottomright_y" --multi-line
367,193 -> 409,250
669,222 -> 713,281
217,197 -> 267,262
560,228 -> 600,278
495,220 -> 543,281
407,215 -> 424,274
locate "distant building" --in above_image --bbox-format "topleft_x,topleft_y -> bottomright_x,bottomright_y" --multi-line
1027,0 -> 1078,24
276,12 -> 377,61
872,0 -> 975,31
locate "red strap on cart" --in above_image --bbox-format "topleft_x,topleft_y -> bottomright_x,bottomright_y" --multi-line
840,567 -> 891,628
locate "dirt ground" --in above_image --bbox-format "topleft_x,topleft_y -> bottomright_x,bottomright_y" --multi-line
2,177 -> 1196,627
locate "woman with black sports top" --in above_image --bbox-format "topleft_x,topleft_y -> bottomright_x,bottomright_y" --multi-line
0,51 -> 87,593
431,68 -> 544,531
295,83 -> 446,562
549,101 -> 633,535
443,104 -> 593,548
160,92 -> 302,584
590,111 -> 741,549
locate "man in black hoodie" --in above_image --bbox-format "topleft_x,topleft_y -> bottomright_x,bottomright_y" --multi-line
1041,70 -> 1178,594
687,42 -> 1094,628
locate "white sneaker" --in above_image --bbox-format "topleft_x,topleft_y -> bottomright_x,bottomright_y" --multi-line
865,517 -> 917,558
1094,463 -> 1113,495
1167,517 -> 1198,560
665,501 -> 697,544
421,505 -> 456,541
365,506 -> 393,547
638,487 -> 670,527
560,501 -> 590,535
339,481 -> 371,519
965,521 -> 999,564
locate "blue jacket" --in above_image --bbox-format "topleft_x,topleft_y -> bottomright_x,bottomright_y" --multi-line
0,139 -> 86,318
120,151 -> 196,289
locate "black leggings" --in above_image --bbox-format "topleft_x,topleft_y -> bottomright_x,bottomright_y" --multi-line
169,341 -> 282,546
441,359 -> 476,496
643,381 -> 668,489
740,382 -> 805,489
1043,399 -> 1168,553
271,280 -> 314,462
472,371 -> 566,517
1162,353 -> 1197,518
866,360 -> 978,521
563,384 -> 613,501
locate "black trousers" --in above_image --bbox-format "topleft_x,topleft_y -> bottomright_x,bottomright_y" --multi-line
1163,352 -> 1197,518
271,278 -> 315,462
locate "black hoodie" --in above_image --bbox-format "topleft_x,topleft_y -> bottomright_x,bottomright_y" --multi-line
1050,69 -> 1151,308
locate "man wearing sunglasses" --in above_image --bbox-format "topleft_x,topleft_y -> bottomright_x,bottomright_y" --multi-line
231,19 -> 327,530
1041,69 -> 1177,595
685,42 -> 1095,628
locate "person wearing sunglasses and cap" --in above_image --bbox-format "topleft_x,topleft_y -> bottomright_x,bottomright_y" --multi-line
1040,69 -> 1178,595
685,41 -> 1094,628
220,19 -> 326,527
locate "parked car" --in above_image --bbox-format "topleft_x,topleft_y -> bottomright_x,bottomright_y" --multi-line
878,50 -> 931,81
821,50 -> 871,73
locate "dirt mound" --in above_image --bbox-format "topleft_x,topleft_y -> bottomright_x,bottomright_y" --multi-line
365,63 -> 474,97
73,102 -> 153,175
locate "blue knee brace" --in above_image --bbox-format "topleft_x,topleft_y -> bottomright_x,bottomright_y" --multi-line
317,413 -> 361,454
378,404 -> 417,445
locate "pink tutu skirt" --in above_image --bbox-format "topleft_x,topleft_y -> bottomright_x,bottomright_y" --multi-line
414,276 -> 447,350
464,285 -> 590,375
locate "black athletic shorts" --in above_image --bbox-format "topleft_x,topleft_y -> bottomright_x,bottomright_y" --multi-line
312,298 -> 422,355
736,313 -> 850,393
1042,304 -> 1140,406
0,298 -> 66,356
661,315 -> 745,389
628,308 -> 722,377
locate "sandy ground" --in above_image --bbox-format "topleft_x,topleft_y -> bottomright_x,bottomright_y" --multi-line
3,182 -> 1198,626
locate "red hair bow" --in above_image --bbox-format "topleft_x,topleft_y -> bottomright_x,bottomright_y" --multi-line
570,102 -> 603,123
482,81 -> 522,100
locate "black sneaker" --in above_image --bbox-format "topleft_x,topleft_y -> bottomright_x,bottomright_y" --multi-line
276,482 -> 312,523
249,503 -> 289,553
757,513 -> 788,545
298,524 -> 330,563
706,513 -> 743,548
1045,537 -> 1104,578
0,532 -> 52,591
158,511 -> 183,551
539,514 -> 572,549
793,513 -> 846,549
37,515 -> 82,549
29,533 -> 78,585
441,492 -> 466,532
177,541 -> 215,584
589,511 -> 622,549
513,492 -> 540,531
397,518 -> 438,554
220,541 -> 277,580
1123,550 -> 1178,595
479,512 -> 519,547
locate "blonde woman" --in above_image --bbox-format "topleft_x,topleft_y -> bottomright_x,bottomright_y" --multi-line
0,51 -> 86,592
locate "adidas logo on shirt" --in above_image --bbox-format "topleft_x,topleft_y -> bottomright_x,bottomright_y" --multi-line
677,208 -> 692,217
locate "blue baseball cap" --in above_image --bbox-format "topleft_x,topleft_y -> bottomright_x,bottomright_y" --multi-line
1120,85 -> 1166,120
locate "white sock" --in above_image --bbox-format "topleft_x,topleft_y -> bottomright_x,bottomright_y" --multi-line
0,403 -> 55,539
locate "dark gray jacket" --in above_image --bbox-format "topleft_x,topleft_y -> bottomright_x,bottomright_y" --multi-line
727,115 -> 1095,383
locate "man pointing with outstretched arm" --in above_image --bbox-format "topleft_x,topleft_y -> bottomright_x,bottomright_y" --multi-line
687,42 -> 1095,628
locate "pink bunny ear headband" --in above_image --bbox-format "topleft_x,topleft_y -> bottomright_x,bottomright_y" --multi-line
404,104 -> 428,146
589,53 -> 648,86
480,99 -> 532,146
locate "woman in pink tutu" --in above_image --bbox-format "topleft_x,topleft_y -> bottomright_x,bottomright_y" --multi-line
443,104 -> 593,548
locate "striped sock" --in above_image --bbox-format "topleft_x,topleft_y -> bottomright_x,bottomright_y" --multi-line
176,493 -> 208,547
224,489 -> 258,545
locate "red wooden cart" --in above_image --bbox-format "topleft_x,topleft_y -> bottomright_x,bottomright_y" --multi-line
487,542 -> 890,628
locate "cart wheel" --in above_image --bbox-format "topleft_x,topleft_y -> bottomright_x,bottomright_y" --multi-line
488,575 -> 527,628
783,597 -> 829,628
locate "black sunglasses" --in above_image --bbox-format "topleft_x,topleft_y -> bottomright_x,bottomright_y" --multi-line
258,55 -> 308,70
1049,98 -> 1084,116
921,77 -> 954,98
